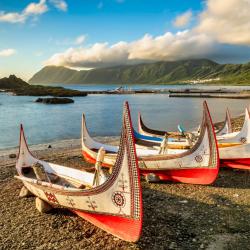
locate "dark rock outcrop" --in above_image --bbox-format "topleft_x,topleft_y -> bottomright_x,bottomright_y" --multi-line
35,97 -> 74,104
0,75 -> 29,89
0,75 -> 88,97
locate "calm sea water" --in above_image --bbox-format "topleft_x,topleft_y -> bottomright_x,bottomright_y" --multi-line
0,84 -> 250,150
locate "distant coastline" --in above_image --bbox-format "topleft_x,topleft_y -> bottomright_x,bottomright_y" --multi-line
2,75 -> 250,98
29,59 -> 250,86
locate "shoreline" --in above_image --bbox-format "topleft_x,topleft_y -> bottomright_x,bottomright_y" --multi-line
3,84 -> 250,97
0,136 -> 119,168
0,135 -> 119,155
32,81 -> 250,87
0,113 -> 244,166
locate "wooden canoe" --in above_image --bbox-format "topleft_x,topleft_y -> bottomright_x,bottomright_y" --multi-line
82,101 -> 220,185
138,108 -> 232,137
15,102 -> 143,242
136,108 -> 250,169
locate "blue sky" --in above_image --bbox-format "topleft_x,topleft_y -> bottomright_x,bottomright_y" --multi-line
0,0 -> 250,80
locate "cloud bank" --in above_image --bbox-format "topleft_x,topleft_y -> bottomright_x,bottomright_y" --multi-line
45,31 -> 216,68
46,0 -> 250,69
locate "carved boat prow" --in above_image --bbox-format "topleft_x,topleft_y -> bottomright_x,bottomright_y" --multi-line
216,108 -> 232,136
138,107 -> 233,137
15,102 -> 143,242
218,108 -> 250,143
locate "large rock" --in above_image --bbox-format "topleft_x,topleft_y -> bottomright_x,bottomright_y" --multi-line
0,75 -> 29,89
9,153 -> 17,159
145,173 -> 161,183
35,97 -> 74,104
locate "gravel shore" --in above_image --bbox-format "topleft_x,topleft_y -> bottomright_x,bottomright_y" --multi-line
0,115 -> 249,250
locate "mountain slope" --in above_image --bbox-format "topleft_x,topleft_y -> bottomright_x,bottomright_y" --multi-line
29,59 -> 250,85
30,66 -> 77,84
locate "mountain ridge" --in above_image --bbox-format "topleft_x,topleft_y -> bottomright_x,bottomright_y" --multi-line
29,59 -> 250,85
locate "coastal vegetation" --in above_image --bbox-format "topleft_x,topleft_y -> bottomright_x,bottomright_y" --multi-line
0,75 -> 87,97
29,59 -> 250,85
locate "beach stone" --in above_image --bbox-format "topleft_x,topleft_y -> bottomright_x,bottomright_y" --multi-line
145,173 -> 160,183
169,242 -> 177,249
35,197 -> 52,213
19,186 -> 33,198
179,200 -> 188,204
9,153 -> 17,159
48,145 -> 52,148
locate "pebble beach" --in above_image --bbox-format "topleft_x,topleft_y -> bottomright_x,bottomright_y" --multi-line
0,115 -> 249,250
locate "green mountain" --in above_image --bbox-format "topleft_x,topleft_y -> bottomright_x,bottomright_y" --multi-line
29,59 -> 250,85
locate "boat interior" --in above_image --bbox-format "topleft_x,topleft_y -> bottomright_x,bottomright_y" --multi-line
21,163 -> 87,189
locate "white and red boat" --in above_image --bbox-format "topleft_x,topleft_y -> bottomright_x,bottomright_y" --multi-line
137,108 -> 250,170
136,108 -> 248,145
15,102 -> 143,242
138,108 -> 232,138
219,109 -> 250,169
82,101 -> 220,185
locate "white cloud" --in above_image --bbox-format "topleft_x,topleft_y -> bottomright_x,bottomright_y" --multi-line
24,0 -> 48,15
195,0 -> 250,45
0,49 -> 16,57
128,31 -> 214,61
0,12 -> 26,23
173,10 -> 192,28
0,0 -> 48,24
49,0 -> 68,11
75,35 -> 86,45
45,42 -> 129,68
0,0 -> 67,24
45,30 -> 216,68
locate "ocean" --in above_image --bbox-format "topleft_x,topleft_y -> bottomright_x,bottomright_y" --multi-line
0,84 -> 250,150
